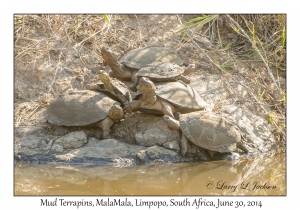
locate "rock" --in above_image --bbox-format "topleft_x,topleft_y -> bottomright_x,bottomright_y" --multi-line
163,140 -> 181,151
54,138 -> 145,163
52,131 -> 87,150
112,113 -> 180,147
15,135 -> 195,165
221,105 -> 275,153
136,145 -> 189,164
16,135 -> 55,157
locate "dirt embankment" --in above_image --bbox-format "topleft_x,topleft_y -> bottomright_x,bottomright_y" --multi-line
14,14 -> 286,165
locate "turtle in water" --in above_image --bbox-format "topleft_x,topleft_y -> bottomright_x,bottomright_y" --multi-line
85,70 -> 132,104
124,77 -> 211,119
101,46 -> 185,81
45,90 -> 124,139
163,111 -> 249,157
130,62 -> 195,92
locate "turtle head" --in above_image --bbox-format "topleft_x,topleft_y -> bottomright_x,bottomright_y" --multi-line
163,115 -> 180,130
139,77 -> 156,105
108,104 -> 124,122
101,47 -> 118,61
139,77 -> 156,95
101,47 -> 125,78
98,70 -> 111,84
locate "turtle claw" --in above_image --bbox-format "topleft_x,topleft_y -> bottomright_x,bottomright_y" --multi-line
103,134 -> 112,139
54,126 -> 69,136
124,103 -> 133,114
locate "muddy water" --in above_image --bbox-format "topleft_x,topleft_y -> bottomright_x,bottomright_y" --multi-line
14,153 -> 286,196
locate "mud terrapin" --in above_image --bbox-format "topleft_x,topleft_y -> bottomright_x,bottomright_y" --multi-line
124,77 -> 211,119
163,111 -> 249,156
85,70 -> 132,104
45,90 -> 124,138
101,46 -> 185,81
130,62 -> 195,92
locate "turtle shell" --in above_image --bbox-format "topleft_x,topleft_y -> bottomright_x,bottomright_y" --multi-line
46,90 -> 121,126
179,111 -> 241,152
119,46 -> 185,70
135,62 -> 184,80
155,81 -> 209,113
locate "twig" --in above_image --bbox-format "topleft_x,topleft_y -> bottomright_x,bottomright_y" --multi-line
14,41 -> 40,60
225,15 -> 282,95
74,16 -> 111,49
135,15 -> 147,46
15,103 -> 41,127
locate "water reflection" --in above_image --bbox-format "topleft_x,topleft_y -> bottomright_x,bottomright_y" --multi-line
14,153 -> 286,196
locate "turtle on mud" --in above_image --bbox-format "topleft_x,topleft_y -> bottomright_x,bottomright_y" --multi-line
163,111 -> 249,157
101,46 -> 186,81
124,77 -> 211,119
85,70 -> 132,104
130,62 -> 195,92
45,90 -> 124,139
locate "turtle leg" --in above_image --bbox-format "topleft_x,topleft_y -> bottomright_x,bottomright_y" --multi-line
182,64 -> 195,76
162,115 -> 180,130
178,75 -> 191,84
85,83 -> 103,91
96,117 -> 115,139
53,126 -> 69,136
130,75 -> 140,92
162,115 -> 187,157
117,93 -> 128,104
180,132 -> 189,157
124,99 -> 143,113
237,141 -> 250,153
160,100 -> 175,119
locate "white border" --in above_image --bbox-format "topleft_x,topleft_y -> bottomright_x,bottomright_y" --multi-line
3,1 -> 297,209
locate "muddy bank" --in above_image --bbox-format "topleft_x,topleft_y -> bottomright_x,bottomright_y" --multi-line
14,73 -> 276,165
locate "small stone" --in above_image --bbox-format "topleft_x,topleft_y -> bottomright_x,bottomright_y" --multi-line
53,131 -> 87,150
51,144 -> 64,153
76,75 -> 84,82
163,140 -> 180,151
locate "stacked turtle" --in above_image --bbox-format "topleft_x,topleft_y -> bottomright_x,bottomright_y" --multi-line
45,46 -> 250,156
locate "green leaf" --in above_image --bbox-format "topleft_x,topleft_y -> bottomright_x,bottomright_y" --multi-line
223,41 -> 233,51
14,20 -> 22,25
268,115 -> 273,123
259,88 -> 265,101
103,14 -> 111,24
282,93 -> 286,103
281,26 -> 286,46
185,15 -> 207,24
181,28 -> 188,38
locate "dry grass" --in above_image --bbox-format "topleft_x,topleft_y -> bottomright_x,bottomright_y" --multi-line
177,14 -> 286,146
